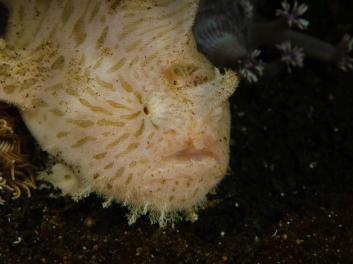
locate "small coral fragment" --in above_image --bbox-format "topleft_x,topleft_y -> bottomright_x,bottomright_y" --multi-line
276,40 -> 304,73
238,49 -> 264,83
276,0 -> 309,30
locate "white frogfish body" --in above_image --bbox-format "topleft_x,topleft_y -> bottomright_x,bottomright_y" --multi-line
0,0 -> 238,226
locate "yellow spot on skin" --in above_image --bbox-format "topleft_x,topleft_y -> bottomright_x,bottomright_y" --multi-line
95,75 -> 115,91
97,119 -> 124,127
50,108 -> 65,116
106,133 -> 129,149
193,188 -> 199,197
135,121 -> 144,137
141,50 -> 158,67
94,58 -> 103,69
107,58 -> 127,73
111,167 -> 125,181
45,83 -> 64,92
146,142 -> 154,149
186,182 -> 191,188
129,161 -> 137,168
0,64 -> 10,75
121,111 -> 140,120
84,87 -> 98,98
65,88 -> 79,96
125,39 -> 140,52
71,136 -> 96,148
3,85 -> 15,94
71,12 -> 87,46
114,143 -> 139,159
169,196 -> 174,201
96,26 -> 109,50
57,132 -> 68,138
138,28 -> 171,54
125,174 -> 133,185
61,0 -> 74,26
64,174 -> 72,180
93,152 -> 107,160
66,119 -> 94,127
117,74 -> 133,92
104,162 -> 114,170
106,100 -> 130,110
134,91 -> 142,104
17,67 -> 29,76
88,2 -> 101,23
31,99 -> 48,107
79,99 -> 112,116
129,56 -> 139,67
22,78 -> 38,90
51,55 -> 65,70
148,132 -> 154,140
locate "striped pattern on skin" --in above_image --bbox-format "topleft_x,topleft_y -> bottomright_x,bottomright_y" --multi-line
0,0 -> 238,226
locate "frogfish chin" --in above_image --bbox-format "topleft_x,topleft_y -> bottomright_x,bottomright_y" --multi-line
0,0 -> 239,226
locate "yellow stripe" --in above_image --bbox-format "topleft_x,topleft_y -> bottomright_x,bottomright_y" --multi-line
106,133 -> 130,149
97,119 -> 124,127
114,143 -> 139,159
107,58 -> 127,73
66,119 -> 95,127
79,99 -> 113,116
71,136 -> 96,148
117,74 -> 133,93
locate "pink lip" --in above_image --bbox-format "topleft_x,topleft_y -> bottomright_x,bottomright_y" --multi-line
144,147 -> 220,179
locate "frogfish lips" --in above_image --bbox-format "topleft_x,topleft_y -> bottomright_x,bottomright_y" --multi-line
152,147 -> 221,177
136,146 -> 225,210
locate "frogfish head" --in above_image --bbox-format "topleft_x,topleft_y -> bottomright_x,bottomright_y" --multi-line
86,42 -> 238,217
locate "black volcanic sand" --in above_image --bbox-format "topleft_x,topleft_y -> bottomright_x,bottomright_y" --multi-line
1,0 -> 353,263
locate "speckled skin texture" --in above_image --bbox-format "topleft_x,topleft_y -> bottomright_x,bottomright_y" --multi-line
0,0 -> 238,225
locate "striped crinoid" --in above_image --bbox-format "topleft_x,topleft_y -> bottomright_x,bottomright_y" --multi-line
0,104 -> 38,204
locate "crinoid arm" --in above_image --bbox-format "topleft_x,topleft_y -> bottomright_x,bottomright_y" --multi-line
0,110 -> 37,202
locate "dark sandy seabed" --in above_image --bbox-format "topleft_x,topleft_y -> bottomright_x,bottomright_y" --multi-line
0,0 -> 353,263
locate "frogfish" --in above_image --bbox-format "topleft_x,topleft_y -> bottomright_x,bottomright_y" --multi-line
0,0 -> 238,226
